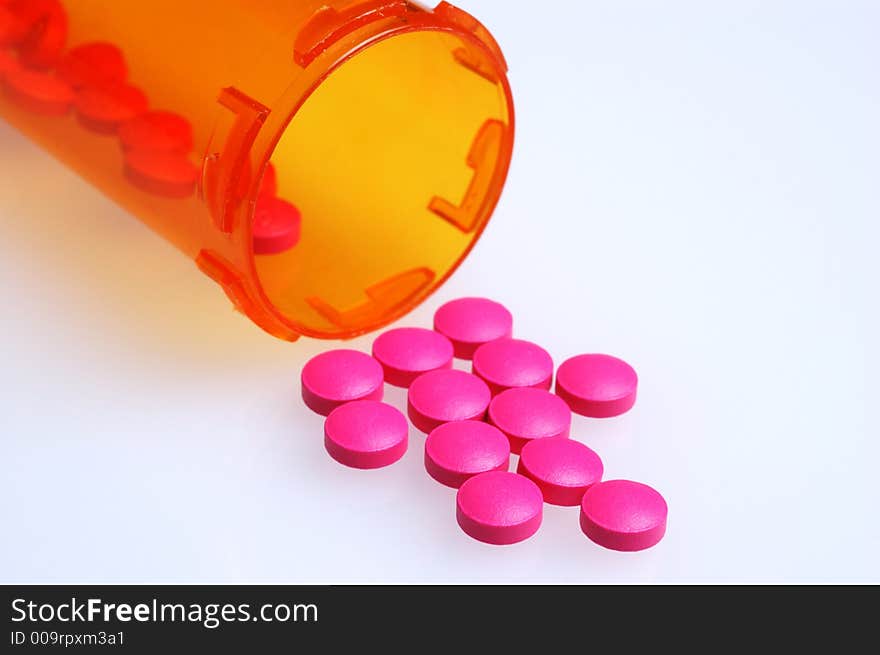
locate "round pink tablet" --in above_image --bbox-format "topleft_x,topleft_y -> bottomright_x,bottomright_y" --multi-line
123,150 -> 199,198
75,83 -> 148,134
456,471 -> 543,545
372,327 -> 454,387
488,387 -> 571,455
472,338 -> 554,396
0,48 -> 18,80
0,8 -> 27,48
301,349 -> 384,416
259,161 -> 277,198
407,369 -> 491,434
56,41 -> 127,90
3,67 -> 73,116
252,195 -> 301,255
15,0 -> 67,70
324,400 -> 408,469
517,438 -> 603,505
424,420 -> 510,488
580,480 -> 667,551
119,110 -> 194,154
433,297 -> 513,359
556,354 -> 638,418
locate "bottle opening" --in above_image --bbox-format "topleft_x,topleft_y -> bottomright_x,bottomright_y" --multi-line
253,29 -> 513,339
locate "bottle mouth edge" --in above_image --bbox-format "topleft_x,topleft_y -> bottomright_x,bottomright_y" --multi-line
239,18 -> 516,341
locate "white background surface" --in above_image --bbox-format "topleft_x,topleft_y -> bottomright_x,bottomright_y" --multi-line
2,0 -> 878,583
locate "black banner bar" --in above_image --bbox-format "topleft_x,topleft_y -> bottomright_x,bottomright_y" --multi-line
2,585 -> 875,650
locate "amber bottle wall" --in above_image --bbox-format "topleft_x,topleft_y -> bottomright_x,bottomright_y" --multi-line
0,0 -> 514,340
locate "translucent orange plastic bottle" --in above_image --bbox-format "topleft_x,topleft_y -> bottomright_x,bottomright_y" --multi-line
0,0 -> 514,340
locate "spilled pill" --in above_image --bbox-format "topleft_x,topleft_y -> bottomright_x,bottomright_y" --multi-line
433,297 -> 512,359
301,349 -> 384,416
456,471 -> 543,545
472,337 -> 553,395
517,437 -> 603,506
488,387 -> 571,455
555,354 -> 638,418
407,368 -> 491,434
425,420 -> 510,488
324,400 -> 408,469
580,479 -> 667,551
372,327 -> 454,388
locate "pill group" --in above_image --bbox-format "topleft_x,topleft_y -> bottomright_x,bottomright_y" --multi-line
0,0 -> 300,255
301,297 -> 668,551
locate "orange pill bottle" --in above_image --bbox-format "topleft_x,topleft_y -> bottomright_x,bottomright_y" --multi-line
0,0 -> 514,340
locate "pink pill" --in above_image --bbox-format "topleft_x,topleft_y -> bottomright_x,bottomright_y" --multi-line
488,387 -> 571,455
259,161 -> 278,198
252,195 -> 301,255
556,354 -> 638,418
580,480 -> 668,551
301,349 -> 384,416
119,110 -> 194,154
14,0 -> 67,70
123,150 -> 199,199
3,67 -> 73,116
0,8 -> 27,48
75,83 -> 148,134
407,369 -> 491,434
372,327 -> 454,388
517,438 -> 603,505
433,297 -> 513,359
324,400 -> 408,469
0,48 -> 18,80
472,338 -> 553,395
456,471 -> 543,545
56,42 -> 127,90
425,420 -> 510,488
